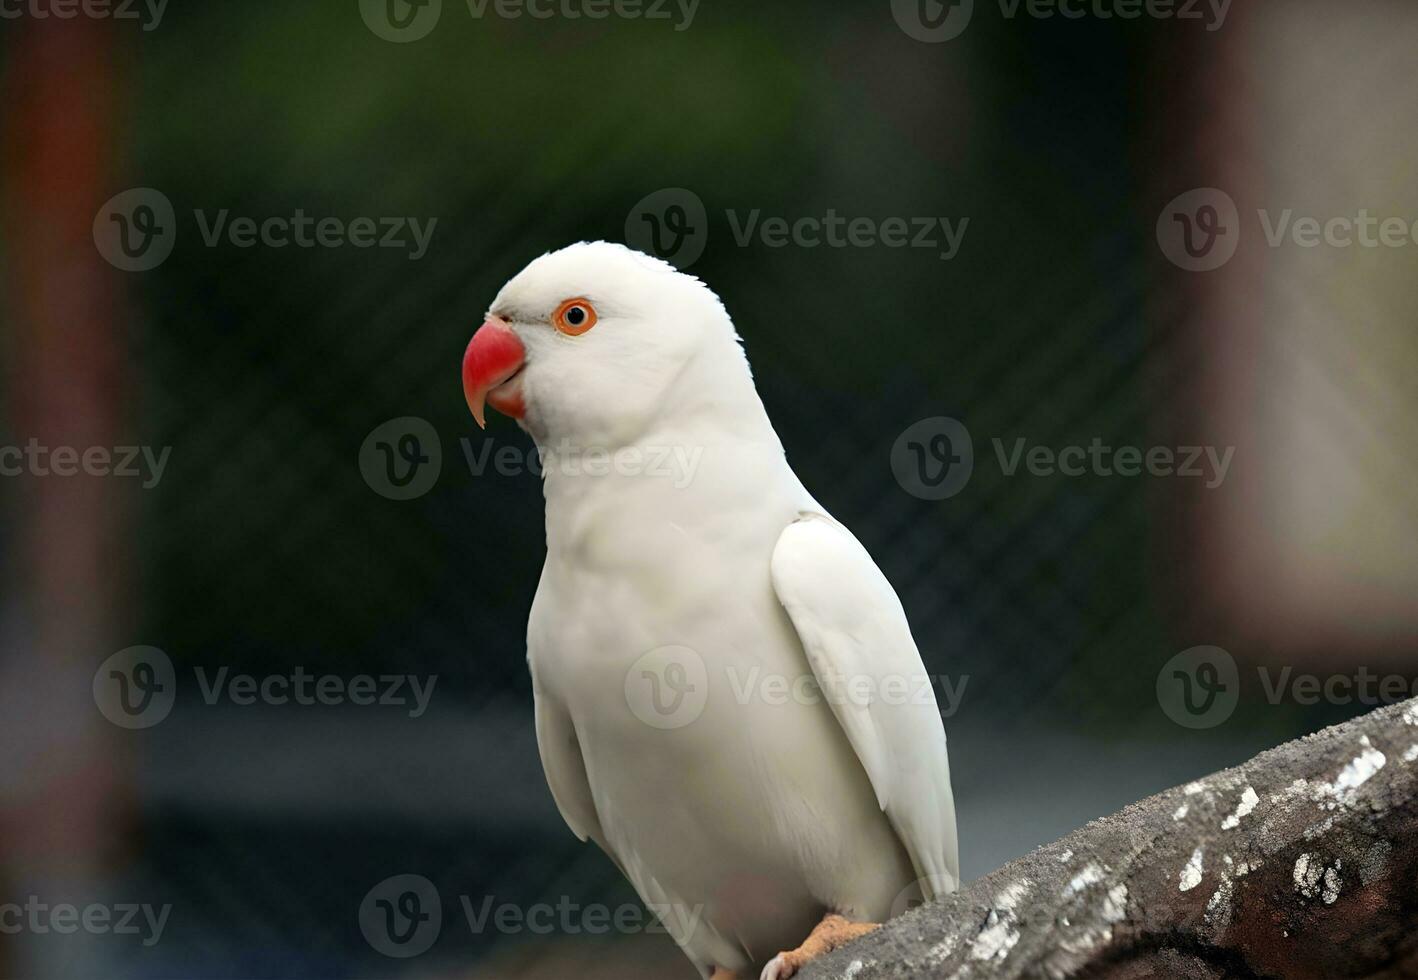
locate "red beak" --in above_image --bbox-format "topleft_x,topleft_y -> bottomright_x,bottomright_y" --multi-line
462,316 -> 527,428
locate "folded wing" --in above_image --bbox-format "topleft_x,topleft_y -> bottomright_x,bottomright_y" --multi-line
771,514 -> 960,898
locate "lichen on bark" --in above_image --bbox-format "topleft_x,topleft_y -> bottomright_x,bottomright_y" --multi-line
801,699 -> 1418,980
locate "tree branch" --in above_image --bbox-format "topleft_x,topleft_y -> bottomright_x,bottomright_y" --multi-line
802,698 -> 1418,979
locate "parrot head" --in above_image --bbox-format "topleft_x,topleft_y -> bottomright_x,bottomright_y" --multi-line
462,242 -> 758,447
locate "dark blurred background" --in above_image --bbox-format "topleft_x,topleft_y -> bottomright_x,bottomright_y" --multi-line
2,0 -> 1416,977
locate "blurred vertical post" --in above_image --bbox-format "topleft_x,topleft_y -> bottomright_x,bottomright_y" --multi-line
1,15 -> 127,978
1154,0 -> 1418,668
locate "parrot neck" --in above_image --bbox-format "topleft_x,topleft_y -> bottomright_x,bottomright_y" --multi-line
530,333 -> 782,459
535,335 -> 803,542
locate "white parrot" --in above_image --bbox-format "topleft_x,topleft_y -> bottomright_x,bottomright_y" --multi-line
461,242 -> 959,980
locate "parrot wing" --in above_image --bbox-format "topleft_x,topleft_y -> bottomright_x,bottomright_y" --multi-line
771,512 -> 960,898
531,670 -> 604,845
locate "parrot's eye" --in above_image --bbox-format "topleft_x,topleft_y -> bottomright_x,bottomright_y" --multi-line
553,298 -> 597,336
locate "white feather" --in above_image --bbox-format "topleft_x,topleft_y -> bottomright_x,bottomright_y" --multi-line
771,513 -> 960,900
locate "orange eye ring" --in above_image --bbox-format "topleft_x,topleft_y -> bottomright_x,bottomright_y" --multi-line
552,298 -> 597,336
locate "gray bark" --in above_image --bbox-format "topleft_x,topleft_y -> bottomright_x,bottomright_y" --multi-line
801,698 -> 1418,980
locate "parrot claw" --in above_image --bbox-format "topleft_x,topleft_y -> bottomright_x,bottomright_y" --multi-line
759,954 -> 797,980
760,914 -> 879,980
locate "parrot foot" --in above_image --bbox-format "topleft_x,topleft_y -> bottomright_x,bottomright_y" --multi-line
710,969 -> 748,980
759,913 -> 879,980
